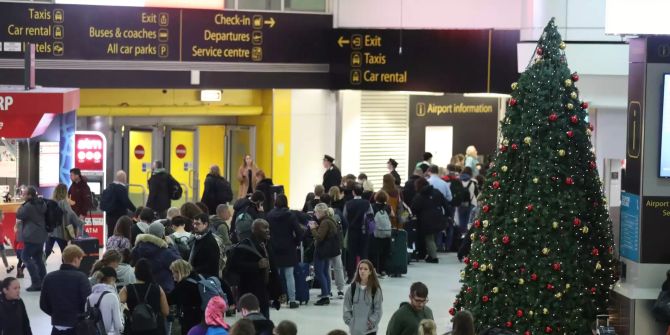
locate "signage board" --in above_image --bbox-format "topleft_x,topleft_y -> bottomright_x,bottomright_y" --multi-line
75,132 -> 105,171
39,141 -> 60,187
620,192 -> 640,262
640,196 -> 670,263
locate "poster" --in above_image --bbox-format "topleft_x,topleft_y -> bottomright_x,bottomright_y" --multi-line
0,145 -> 17,178
620,192 -> 640,262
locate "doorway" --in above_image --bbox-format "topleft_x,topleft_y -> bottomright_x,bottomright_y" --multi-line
226,126 -> 256,199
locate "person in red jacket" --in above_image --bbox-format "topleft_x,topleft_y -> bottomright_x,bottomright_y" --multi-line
68,168 -> 93,220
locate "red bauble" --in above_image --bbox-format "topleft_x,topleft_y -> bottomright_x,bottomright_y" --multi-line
536,48 -> 543,56
492,181 -> 501,189
483,205 -> 491,213
591,287 -> 597,295
571,72 -> 580,82
449,307 -> 456,316
492,172 -> 498,178
525,332 -> 532,335
517,309 -> 524,318
609,246 -> 614,254
530,273 -> 538,281
526,204 -> 534,212
589,161 -> 597,170
472,261 -> 480,269
509,98 -> 518,106
511,143 -> 519,150
474,220 -> 481,228
520,266 -> 527,273
573,218 -> 582,227
566,130 -> 574,138
502,235 -> 511,244
570,115 -> 579,124
482,295 -> 490,303
546,283 -> 555,290
500,145 -> 508,153
592,248 -> 600,256
545,326 -> 553,334
506,321 -> 513,328
480,235 -> 488,243
467,287 -> 473,293
552,263 -> 561,271
463,257 -> 470,264
565,177 -> 574,185
588,123 -> 595,131
581,101 -> 589,109
548,113 -> 558,122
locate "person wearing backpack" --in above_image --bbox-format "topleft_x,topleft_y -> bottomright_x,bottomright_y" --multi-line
169,260 -> 204,335
131,222 -> 182,294
411,178 -> 449,264
309,203 -> 341,306
16,186 -> 47,292
170,215 -> 194,261
343,184 -> 374,281
457,167 -> 479,234
202,165 -> 233,215
191,213 -> 222,278
343,260 -> 383,335
119,258 -> 170,335
85,266 -> 124,335
370,191 -> 392,278
230,191 -> 265,244
46,183 -> 85,261
68,168 -> 93,221
147,161 -> 178,219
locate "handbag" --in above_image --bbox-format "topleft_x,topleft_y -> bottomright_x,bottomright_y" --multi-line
653,290 -> 670,323
64,224 -> 76,241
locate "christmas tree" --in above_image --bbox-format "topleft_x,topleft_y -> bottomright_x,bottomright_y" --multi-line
451,19 -> 617,334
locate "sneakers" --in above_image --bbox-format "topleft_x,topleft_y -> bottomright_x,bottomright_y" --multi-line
314,297 -> 330,306
6,265 -> 14,274
337,291 -> 344,299
25,286 -> 41,292
289,302 -> 299,309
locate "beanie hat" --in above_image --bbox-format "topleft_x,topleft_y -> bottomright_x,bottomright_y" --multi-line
148,221 -> 165,239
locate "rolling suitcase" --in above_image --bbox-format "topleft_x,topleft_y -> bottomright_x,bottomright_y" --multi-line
386,229 -> 408,277
72,237 -> 99,275
293,243 -> 310,304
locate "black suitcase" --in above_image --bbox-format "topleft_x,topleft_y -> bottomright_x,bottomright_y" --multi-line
72,237 -> 100,275
386,229 -> 408,276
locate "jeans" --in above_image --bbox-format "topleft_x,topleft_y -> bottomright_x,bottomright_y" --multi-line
279,266 -> 296,302
44,237 -> 67,259
458,205 -> 473,233
425,234 -> 437,259
370,237 -> 390,274
328,254 -> 346,292
24,242 -> 46,287
346,231 -> 369,280
314,256 -> 331,297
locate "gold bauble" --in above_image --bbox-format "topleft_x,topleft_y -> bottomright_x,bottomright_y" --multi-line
565,79 -> 573,87
582,226 -> 589,234
533,177 -> 539,184
501,165 -> 508,172
480,264 -> 487,272
483,220 -> 489,228
596,262 -> 602,270
566,284 -> 571,289
519,278 -> 525,285
513,218 -> 518,223
555,292 -> 563,299
524,136 -> 532,145
552,221 -> 559,229
460,271 -> 466,279
529,310 -> 534,316
502,138 -> 509,146
542,247 -> 550,255
511,82 -> 518,90
567,103 -> 574,110
543,308 -> 549,315
470,233 -> 476,241
570,91 -> 578,99
492,287 -> 499,294
587,129 -> 592,136
559,41 -> 566,50
558,149 -> 566,157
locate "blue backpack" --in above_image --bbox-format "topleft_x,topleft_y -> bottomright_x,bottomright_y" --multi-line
187,274 -> 226,311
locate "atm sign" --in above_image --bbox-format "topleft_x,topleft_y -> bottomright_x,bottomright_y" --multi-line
75,133 -> 105,171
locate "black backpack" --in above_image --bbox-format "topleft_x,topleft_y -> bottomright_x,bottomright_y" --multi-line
44,199 -> 64,233
451,179 -> 474,207
75,291 -> 109,335
129,284 -> 158,332
99,185 -> 114,212
169,176 -> 183,200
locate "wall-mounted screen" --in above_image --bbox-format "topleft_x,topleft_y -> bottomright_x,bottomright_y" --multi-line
39,142 -> 60,187
660,74 -> 670,177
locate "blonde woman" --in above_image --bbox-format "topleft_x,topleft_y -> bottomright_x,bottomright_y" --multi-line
45,183 -> 84,259
308,203 -> 341,306
464,146 -> 479,177
169,260 -> 202,335
418,319 -> 437,335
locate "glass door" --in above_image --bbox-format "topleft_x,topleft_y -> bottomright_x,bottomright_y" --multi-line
226,126 -> 256,200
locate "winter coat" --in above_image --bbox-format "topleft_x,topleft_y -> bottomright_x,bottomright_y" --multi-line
116,263 -> 136,288
86,283 -> 124,335
390,169 -> 401,186
460,173 -> 478,207
237,165 -> 259,199
52,199 -> 85,241
245,312 -> 275,335
343,282 -> 383,335
131,233 -> 181,293
201,174 -> 233,215
311,216 -> 338,259
411,185 -> 450,235
323,165 -> 342,192
16,198 -> 47,245
402,175 -> 421,206
69,177 -> 93,217
40,264 -> 92,327
101,182 -> 136,218
255,178 -> 275,213
190,231 -> 220,278
465,155 -> 479,177
227,238 -> 281,311
169,272 -> 202,334
209,215 -> 232,249
0,294 -> 32,335
230,198 -> 262,243
147,169 -> 173,212
130,221 -> 150,247
267,207 -> 303,268
344,198 -> 373,235
385,302 -> 434,335
107,235 -> 132,251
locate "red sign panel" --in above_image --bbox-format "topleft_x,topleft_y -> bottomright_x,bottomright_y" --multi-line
0,87 -> 79,138
175,144 -> 187,159
134,145 -> 145,159
83,212 -> 105,246
75,133 -> 105,171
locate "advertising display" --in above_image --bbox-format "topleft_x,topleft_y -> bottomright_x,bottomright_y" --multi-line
660,74 -> 670,177
75,132 -> 105,171
38,141 -> 60,187
619,192 -> 640,262
0,146 -> 17,178
74,131 -> 106,245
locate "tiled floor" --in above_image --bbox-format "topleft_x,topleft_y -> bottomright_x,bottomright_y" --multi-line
11,251 -> 464,335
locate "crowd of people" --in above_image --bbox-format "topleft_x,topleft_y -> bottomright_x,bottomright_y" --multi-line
0,147 -> 490,335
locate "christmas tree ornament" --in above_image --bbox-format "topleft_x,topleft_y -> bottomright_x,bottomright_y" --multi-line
545,326 -> 553,334
480,264 -> 487,272
565,177 -> 574,185
552,221 -> 559,229
473,261 -> 480,269
509,98 -> 518,106
592,248 -> 600,256
500,145 -> 508,153
492,287 -> 499,294
543,308 -> 549,315
503,138 -> 510,146
570,91 -> 578,99
519,278 -> 525,285
506,321 -> 513,328
474,220 -> 481,228
558,149 -> 566,156
587,129 -> 592,136
566,131 -> 574,138
581,101 -> 589,109
480,235 -> 488,243
555,292 -> 563,299
596,262 -> 602,270
449,307 -> 456,316
460,271 -> 466,279
570,115 -> 579,124
552,262 -> 561,271
588,123 -> 595,131
525,331 -> 531,335
466,287 -> 473,293
542,247 -> 550,255
559,41 -> 566,49
470,233 -> 476,241
548,113 -> 558,122
517,309 -> 524,318
464,257 -> 470,264
502,165 -> 509,172
573,218 -> 582,227
514,218 -> 519,223
502,235 -> 511,244
564,79 -> 572,87
591,287 -> 597,295
526,204 -> 534,212
533,177 -> 539,184
524,136 -> 532,144
492,181 -> 500,189
483,220 -> 489,228
529,311 -> 534,316
566,102 -> 574,110
483,205 -> 491,213
482,295 -> 490,303
536,47 -> 543,56
512,82 -> 518,90
546,283 -> 555,290
566,284 -> 571,289
512,143 -> 519,150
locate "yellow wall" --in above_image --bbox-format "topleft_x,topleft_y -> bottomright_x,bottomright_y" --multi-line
239,90 -> 273,178
128,130 -> 153,206
272,90 -> 291,199
170,130 -> 195,207
197,125 -> 226,199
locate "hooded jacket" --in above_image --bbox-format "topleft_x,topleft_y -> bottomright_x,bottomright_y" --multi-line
343,282 -> 383,335
86,283 -> 124,335
266,207 -> 303,268
0,293 -> 32,335
385,302 -> 434,335
147,168 -> 173,212
230,198 -> 262,244
131,233 -> 181,293
130,221 -> 150,247
255,178 -> 275,213
201,174 -> 233,215
69,176 -> 93,217
228,238 -> 281,313
116,263 -> 136,288
209,215 -> 232,249
16,198 -> 48,245
411,185 -> 450,235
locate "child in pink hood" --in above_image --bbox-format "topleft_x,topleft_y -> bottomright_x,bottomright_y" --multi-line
187,296 -> 230,335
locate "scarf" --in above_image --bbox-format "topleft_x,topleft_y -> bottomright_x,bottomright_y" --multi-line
205,296 -> 229,328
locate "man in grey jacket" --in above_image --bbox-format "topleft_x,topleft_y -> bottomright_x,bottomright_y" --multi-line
16,186 -> 47,291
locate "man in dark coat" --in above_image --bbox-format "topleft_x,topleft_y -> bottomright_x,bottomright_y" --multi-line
68,168 -> 93,219
388,158 -> 402,186
411,178 -> 449,264
17,186 -> 47,291
101,170 -> 136,237
190,213 -> 221,278
40,245 -> 92,335
228,219 -> 281,319
147,161 -> 176,219
343,184 -> 373,280
322,155 -> 342,192
266,195 -> 303,308
254,170 -> 276,213
403,164 -> 429,205
201,165 -> 233,215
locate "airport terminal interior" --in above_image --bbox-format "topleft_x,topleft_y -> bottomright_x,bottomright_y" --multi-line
0,1 -> 669,335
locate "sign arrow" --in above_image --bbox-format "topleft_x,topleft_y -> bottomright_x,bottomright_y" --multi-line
264,17 -> 276,28
338,36 -> 350,48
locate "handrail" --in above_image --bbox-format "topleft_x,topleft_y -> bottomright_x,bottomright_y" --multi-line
179,183 -> 189,202
127,184 -> 147,206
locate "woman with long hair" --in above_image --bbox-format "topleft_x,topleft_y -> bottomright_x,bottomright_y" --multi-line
87,267 -> 124,335
309,203 -> 340,306
0,277 -> 31,335
446,310 -> 475,335
169,260 -> 203,335
343,259 -> 383,335
381,174 -> 405,229
119,258 -> 170,335
418,319 -> 436,335
45,183 -> 85,259
107,216 -> 133,250
237,154 -> 258,199
90,249 -> 123,280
